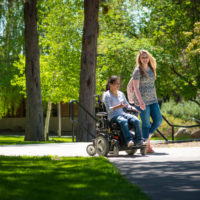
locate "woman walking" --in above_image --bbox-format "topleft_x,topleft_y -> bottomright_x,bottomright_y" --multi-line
127,50 -> 162,153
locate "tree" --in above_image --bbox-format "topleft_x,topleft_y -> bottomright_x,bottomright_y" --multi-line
0,0 -> 24,118
38,0 -> 83,139
96,0 -> 162,94
38,0 -> 83,103
137,0 -> 200,104
24,0 -> 44,141
77,0 -> 99,142
97,34 -> 158,92
12,0 -> 83,139
183,22 -> 200,106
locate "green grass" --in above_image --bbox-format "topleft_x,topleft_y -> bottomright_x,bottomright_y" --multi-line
0,156 -> 150,200
0,135 -> 74,145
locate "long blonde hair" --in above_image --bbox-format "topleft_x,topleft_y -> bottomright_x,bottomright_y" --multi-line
136,50 -> 157,78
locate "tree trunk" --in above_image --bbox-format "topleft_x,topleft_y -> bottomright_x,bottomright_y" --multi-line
44,100 -> 52,141
5,0 -> 12,61
57,102 -> 61,137
77,0 -> 99,142
24,0 -> 44,141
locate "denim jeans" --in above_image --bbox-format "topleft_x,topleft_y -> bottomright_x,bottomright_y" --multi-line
111,113 -> 142,144
135,102 -> 162,140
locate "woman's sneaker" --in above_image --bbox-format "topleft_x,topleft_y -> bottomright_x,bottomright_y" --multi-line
127,140 -> 134,147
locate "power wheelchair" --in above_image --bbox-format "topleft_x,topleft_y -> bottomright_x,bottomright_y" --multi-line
86,95 -> 147,157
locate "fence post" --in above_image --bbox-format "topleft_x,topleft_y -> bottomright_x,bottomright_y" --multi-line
72,102 -> 75,142
172,125 -> 174,141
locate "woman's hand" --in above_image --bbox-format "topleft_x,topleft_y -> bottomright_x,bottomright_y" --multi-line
139,100 -> 146,110
119,101 -> 126,108
113,102 -> 126,111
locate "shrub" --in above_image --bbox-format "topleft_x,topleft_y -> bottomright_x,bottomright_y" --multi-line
161,100 -> 200,121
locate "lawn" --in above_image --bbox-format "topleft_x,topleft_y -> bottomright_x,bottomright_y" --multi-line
0,156 -> 150,200
0,135 -> 73,145
0,133 -> 193,146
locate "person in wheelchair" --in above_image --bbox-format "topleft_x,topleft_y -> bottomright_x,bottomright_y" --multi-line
103,75 -> 144,148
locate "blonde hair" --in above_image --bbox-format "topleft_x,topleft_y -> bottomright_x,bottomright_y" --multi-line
136,50 -> 157,78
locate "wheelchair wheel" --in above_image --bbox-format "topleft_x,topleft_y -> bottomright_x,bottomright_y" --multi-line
140,147 -> 147,155
86,144 -> 96,156
95,135 -> 109,156
126,149 -> 137,155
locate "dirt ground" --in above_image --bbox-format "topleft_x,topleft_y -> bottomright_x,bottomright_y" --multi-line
152,141 -> 200,148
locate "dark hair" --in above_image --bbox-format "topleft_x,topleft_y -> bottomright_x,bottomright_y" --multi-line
106,75 -> 119,90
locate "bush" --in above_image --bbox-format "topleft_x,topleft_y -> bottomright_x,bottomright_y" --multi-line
152,113 -> 197,139
161,100 -> 200,121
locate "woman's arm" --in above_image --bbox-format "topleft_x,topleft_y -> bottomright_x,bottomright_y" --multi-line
122,92 -> 139,112
127,78 -> 134,104
133,79 -> 146,110
113,102 -> 126,110
104,93 -> 126,113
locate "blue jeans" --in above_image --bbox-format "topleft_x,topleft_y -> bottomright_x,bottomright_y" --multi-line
111,113 -> 142,145
135,102 -> 162,140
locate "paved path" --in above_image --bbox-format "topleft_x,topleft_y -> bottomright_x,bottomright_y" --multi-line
0,143 -> 200,200
0,143 -> 90,157
108,147 -> 200,200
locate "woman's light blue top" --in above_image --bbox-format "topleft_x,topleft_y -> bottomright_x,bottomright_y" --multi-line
103,90 -> 132,120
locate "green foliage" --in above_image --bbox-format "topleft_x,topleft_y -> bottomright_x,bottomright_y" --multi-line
185,22 -> 200,57
138,0 -> 200,103
183,22 -> 200,99
97,33 -> 136,93
99,0 -> 138,37
11,55 -> 26,95
152,113 -> 197,139
161,100 -> 200,121
11,0 -> 84,104
38,0 -> 83,102
97,0 -> 163,94
0,156 -> 150,200
96,0 -> 182,101
1,0 -> 200,116
0,0 -> 24,117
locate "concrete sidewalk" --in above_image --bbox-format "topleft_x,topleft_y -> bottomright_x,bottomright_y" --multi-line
0,142 -> 200,200
0,142 -> 90,157
109,147 -> 200,200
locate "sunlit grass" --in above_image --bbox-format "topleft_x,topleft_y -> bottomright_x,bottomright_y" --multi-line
0,135 -> 74,145
0,156 -> 150,200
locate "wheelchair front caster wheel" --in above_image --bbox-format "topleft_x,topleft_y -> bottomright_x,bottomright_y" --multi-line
95,135 -> 109,156
86,144 -> 96,156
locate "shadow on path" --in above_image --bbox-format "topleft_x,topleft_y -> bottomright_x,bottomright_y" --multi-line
108,152 -> 169,158
110,159 -> 200,200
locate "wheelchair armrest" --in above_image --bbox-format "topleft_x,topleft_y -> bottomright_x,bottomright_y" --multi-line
96,112 -> 107,117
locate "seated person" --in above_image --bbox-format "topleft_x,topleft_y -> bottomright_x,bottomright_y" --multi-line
103,75 -> 143,147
